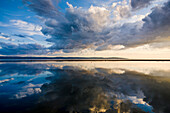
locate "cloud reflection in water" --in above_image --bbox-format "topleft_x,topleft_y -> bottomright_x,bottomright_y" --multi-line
0,62 -> 170,113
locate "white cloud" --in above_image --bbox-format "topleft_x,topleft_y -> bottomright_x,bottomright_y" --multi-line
113,1 -> 131,21
10,20 -> 43,36
88,5 -> 110,29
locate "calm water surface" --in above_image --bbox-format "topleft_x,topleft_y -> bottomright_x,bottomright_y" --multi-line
0,61 -> 170,113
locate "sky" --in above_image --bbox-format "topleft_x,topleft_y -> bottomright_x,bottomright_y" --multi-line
0,0 -> 170,58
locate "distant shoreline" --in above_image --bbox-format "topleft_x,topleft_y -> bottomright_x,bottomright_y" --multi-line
1,59 -> 170,62
0,56 -> 170,62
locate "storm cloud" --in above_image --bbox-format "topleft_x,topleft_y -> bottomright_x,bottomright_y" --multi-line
22,0 -> 170,52
142,0 -> 170,32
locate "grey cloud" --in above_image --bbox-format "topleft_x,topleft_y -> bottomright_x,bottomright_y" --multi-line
23,0 -> 113,52
23,0 -> 65,22
43,6 -> 111,52
108,0 -> 170,48
24,0 -> 170,52
136,0 -> 170,45
0,42 -> 48,55
142,1 -> 170,32
131,0 -> 153,10
22,1 -> 130,52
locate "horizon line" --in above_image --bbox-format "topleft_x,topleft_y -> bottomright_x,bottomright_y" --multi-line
1,59 -> 170,62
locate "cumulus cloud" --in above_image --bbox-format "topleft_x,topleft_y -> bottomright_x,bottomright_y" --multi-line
42,3 -> 113,52
88,5 -> 110,27
22,0 -> 170,53
113,1 -> 132,20
0,42 -> 48,55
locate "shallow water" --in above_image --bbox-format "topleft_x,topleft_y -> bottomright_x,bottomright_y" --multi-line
0,61 -> 170,113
